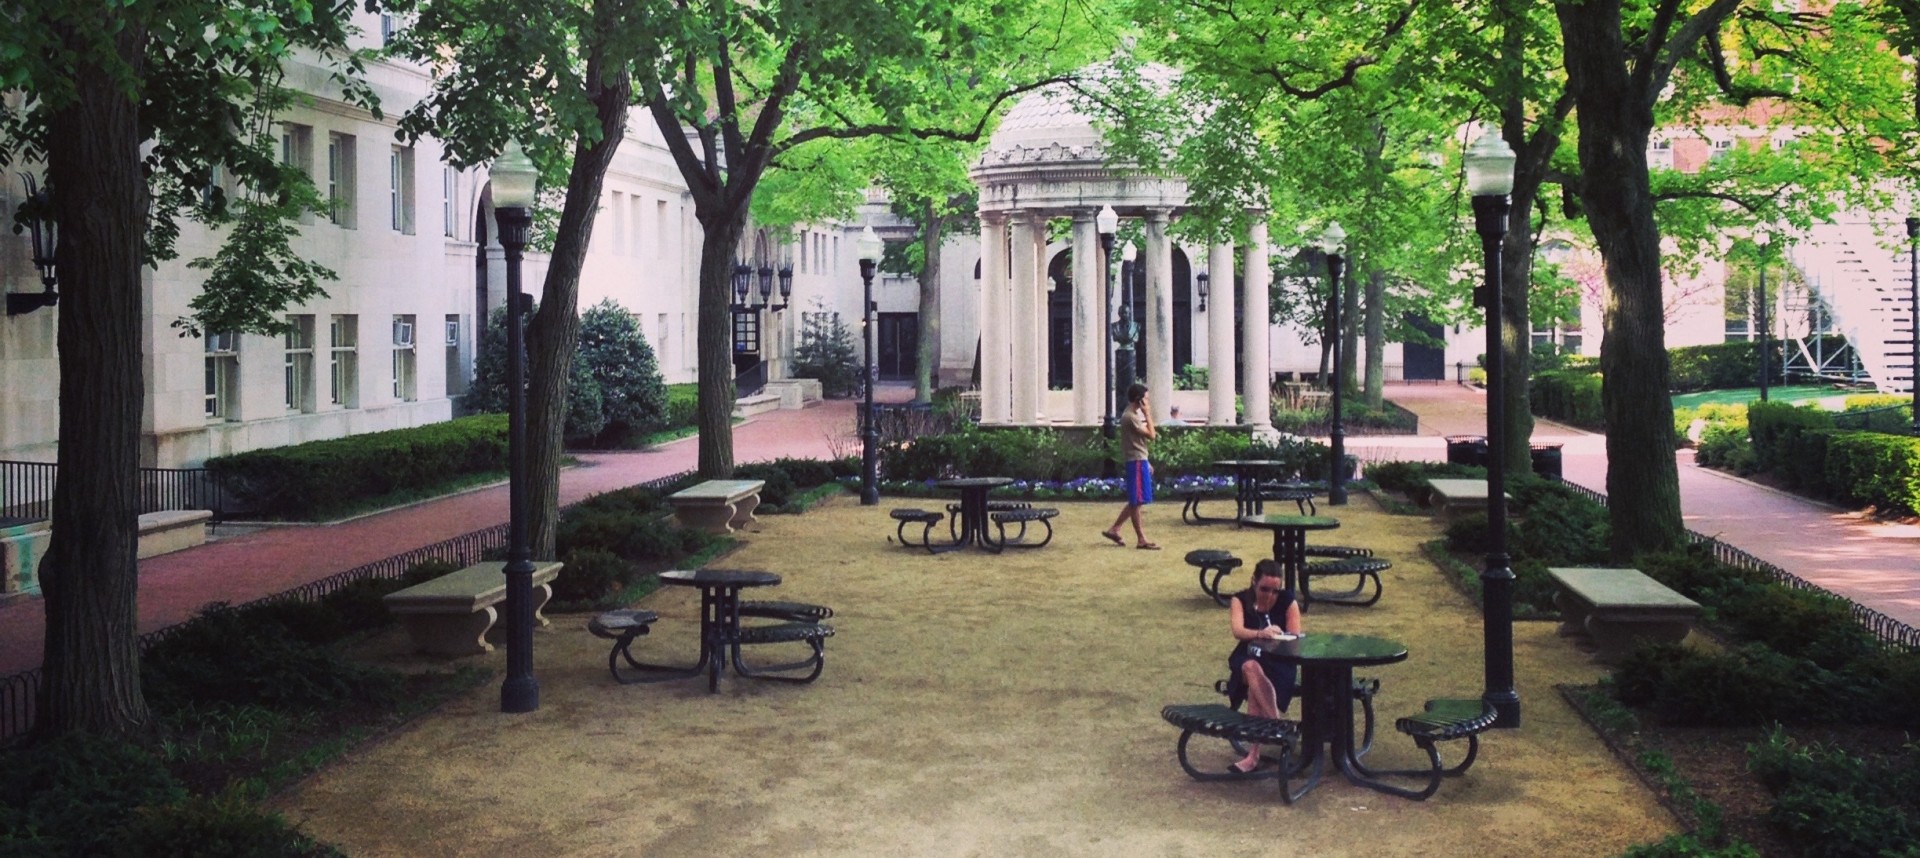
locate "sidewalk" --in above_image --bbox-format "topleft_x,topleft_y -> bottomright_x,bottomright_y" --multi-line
1356,383 -> 1920,630
0,389 -> 907,676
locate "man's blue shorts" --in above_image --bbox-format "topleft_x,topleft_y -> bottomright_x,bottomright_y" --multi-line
1124,459 -> 1154,506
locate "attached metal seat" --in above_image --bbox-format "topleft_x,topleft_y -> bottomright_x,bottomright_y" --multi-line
1183,549 -> 1243,606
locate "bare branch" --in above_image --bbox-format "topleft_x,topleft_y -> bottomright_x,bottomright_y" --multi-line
773,74 -> 1075,155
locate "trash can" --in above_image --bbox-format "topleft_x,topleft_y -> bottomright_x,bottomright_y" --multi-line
1445,435 -> 1488,468
1530,443 -> 1564,480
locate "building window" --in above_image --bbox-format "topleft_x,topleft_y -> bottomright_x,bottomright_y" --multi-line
1649,139 -> 1673,169
380,12 -> 395,45
611,191 -> 627,255
392,315 -> 418,401
657,313 -> 670,369
204,331 -> 240,421
327,132 -> 357,228
1711,138 -> 1733,160
285,315 -> 316,412
443,166 -> 457,238
390,146 -> 415,234
281,124 -> 314,223
732,309 -> 760,356
444,314 -> 467,396
330,315 -> 359,408
657,200 -> 670,261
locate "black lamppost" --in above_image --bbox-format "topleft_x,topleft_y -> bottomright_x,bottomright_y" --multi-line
1318,222 -> 1348,505
1195,269 -> 1210,313
858,226 -> 883,505
1097,205 -> 1120,476
1466,131 -> 1520,729
1114,241 -> 1140,399
1908,216 -> 1919,434
8,173 -> 59,316
491,139 -> 540,714
1756,231 -> 1770,402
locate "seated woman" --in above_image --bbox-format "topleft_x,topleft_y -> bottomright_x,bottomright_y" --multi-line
1225,559 -> 1302,774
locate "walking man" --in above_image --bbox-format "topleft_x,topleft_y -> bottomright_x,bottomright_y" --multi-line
1103,383 -> 1160,549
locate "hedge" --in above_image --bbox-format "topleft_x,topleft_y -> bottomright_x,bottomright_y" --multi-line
1668,341 -> 1780,392
207,414 -> 509,519
1742,402 -> 1920,514
1530,369 -> 1604,429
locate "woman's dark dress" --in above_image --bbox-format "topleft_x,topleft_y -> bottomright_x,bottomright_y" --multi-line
1224,587 -> 1298,710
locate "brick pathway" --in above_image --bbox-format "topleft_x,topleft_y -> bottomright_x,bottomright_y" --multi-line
0,387 -> 912,675
1350,383 -> 1920,630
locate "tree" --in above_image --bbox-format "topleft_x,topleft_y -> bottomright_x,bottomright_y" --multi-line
387,0 -> 644,558
634,0 -> 1103,479
0,0 -> 366,737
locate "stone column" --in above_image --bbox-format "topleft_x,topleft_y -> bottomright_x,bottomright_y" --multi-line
1072,208 -> 1101,424
979,212 -> 1010,424
1033,222 -> 1051,422
1242,217 -> 1275,435
1207,242 -> 1237,425
1010,211 -> 1041,424
1145,208 -> 1175,423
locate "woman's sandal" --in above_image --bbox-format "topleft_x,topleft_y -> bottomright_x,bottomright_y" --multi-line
1228,759 -> 1261,774
1137,542 -> 1162,550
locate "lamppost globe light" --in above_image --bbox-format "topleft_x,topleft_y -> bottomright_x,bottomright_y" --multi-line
1464,132 -> 1517,197
1318,221 -> 1346,254
857,225 -> 883,263
1096,205 -> 1119,236
1121,240 -> 1137,262
491,139 -> 538,209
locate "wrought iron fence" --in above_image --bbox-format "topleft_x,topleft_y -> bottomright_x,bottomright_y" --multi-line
1555,480 -> 1920,648
0,460 -> 56,524
0,461 -> 237,523
0,469 -> 693,744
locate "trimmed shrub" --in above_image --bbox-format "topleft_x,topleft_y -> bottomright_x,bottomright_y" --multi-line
1748,729 -> 1920,858
1747,401 -> 1834,474
207,414 -> 509,519
0,733 -> 186,856
1823,431 -> 1920,514
141,603 -> 404,713
730,463 -> 798,509
1612,643 -> 1824,727
1363,460 -> 1484,497
551,548 -> 633,605
664,384 -> 699,430
1668,341 -> 1777,392
1530,370 -> 1604,429
112,794 -> 346,858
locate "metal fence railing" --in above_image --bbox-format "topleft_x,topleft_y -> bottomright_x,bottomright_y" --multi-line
0,461 -> 238,524
0,469 -> 694,744
0,460 -> 56,524
1556,480 -> 1920,649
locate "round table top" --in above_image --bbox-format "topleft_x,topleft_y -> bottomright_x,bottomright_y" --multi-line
1239,514 -> 1340,530
1213,459 -> 1290,469
658,568 -> 781,588
1263,633 -> 1409,666
934,477 -> 1014,490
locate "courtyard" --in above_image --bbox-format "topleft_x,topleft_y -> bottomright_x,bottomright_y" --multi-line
274,494 -> 1672,856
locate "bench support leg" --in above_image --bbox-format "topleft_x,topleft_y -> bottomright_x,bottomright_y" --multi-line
398,607 -> 498,656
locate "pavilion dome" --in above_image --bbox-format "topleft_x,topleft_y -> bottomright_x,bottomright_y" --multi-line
978,62 -> 1181,167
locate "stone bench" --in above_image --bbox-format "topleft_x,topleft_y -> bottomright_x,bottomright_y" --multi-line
1547,566 -> 1702,663
668,479 -> 767,534
383,561 -> 562,656
136,509 -> 213,559
1425,478 -> 1508,520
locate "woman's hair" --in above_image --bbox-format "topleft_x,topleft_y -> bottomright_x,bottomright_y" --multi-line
1126,382 -> 1149,404
1252,559 -> 1283,582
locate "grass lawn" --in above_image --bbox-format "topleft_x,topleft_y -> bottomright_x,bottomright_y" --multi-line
1671,384 -> 1844,410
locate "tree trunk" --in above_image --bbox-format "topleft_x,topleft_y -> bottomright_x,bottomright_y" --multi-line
1558,0 -> 1685,558
915,202 -> 942,403
1363,267 -> 1385,408
1340,256 -> 1361,393
1499,179 -> 1540,476
525,48 -> 630,560
38,18 -> 152,738
696,209 -> 748,477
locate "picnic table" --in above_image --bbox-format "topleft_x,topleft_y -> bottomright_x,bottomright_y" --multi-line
1183,460 -> 1292,525
612,569 -> 828,693
1237,514 -> 1340,604
1268,633 -> 1413,800
931,477 -> 1014,552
